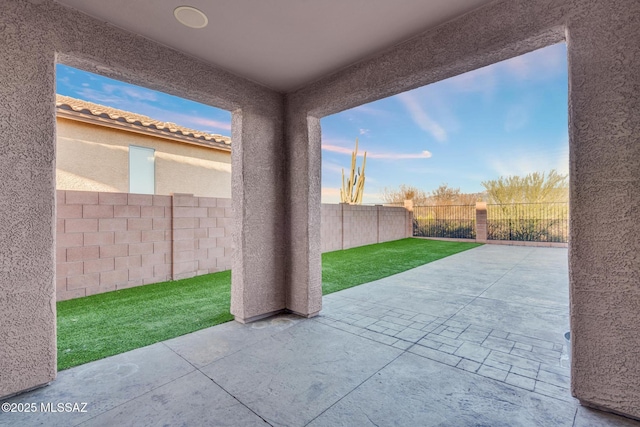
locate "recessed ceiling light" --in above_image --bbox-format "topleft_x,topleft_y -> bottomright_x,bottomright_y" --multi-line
174,6 -> 208,29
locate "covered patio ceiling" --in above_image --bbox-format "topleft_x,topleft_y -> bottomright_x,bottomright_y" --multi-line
2,0 -> 639,422
54,0 -> 495,92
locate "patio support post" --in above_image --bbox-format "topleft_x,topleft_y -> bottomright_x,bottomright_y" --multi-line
0,7 -> 57,397
283,103 -> 322,317
230,104 -> 289,323
567,2 -> 640,417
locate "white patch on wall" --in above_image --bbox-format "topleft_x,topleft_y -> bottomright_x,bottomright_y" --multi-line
129,145 -> 155,194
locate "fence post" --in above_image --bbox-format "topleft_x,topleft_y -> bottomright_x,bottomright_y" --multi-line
476,201 -> 487,242
404,199 -> 414,238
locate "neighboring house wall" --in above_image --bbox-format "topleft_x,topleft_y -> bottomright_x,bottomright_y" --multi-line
56,117 -> 231,198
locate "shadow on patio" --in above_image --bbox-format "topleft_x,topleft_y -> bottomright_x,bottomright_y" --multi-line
1,245 -> 638,426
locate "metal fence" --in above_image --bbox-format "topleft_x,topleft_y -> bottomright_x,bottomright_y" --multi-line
487,203 -> 568,242
413,205 -> 476,239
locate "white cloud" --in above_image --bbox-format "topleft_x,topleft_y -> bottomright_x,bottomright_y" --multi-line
121,86 -> 158,102
322,161 -> 344,175
76,88 -> 127,105
397,92 -> 447,142
350,105 -> 389,117
77,83 -> 158,106
368,151 -> 432,160
442,43 -> 566,95
321,143 -> 431,160
486,145 -> 569,178
57,76 -> 71,87
173,114 -> 231,132
359,128 -> 370,135
501,43 -> 566,82
446,64 -> 497,97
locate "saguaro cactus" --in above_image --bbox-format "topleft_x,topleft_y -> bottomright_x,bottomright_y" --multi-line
340,138 -> 367,204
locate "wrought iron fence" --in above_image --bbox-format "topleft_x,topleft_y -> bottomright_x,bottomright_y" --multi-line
413,205 -> 476,239
487,203 -> 568,242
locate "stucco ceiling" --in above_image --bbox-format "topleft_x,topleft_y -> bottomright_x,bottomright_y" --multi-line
54,0 -> 495,92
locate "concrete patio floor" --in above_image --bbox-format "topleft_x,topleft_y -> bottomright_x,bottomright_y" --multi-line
2,245 -> 639,426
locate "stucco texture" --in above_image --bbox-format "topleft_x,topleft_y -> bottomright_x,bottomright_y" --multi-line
1,0 -> 639,419
0,0 -> 284,398
56,118 -> 232,197
287,0 -> 639,419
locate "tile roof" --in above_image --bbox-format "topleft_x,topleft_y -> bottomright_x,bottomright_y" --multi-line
55,95 -> 231,149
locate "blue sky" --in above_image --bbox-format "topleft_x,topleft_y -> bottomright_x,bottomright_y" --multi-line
56,65 -> 232,136
56,42 -> 568,204
321,43 -> 568,203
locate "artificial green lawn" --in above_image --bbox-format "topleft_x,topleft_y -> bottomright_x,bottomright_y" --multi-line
321,238 -> 482,295
56,271 -> 233,370
57,238 -> 480,370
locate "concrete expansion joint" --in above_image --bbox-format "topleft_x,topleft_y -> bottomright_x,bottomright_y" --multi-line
305,348 -> 405,426
158,340 -> 275,426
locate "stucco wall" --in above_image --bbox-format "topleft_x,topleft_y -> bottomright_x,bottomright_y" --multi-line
287,0 -> 640,419
56,118 -> 231,198
2,0 -> 639,417
1,0 -> 284,398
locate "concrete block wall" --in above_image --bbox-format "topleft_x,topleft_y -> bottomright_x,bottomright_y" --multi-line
320,204 -> 412,252
320,204 -> 343,253
379,207 -> 411,243
342,205 -> 378,249
56,190 -> 233,300
171,193 -> 233,281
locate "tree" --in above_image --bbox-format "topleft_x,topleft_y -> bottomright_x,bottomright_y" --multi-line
481,170 -> 568,204
427,184 -> 482,205
381,184 -> 429,205
428,184 -> 460,205
482,170 -> 569,242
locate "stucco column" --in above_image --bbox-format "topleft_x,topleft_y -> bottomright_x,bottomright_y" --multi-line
230,104 -> 289,323
0,11 -> 57,397
475,202 -> 487,242
283,104 -> 322,317
567,2 -> 640,418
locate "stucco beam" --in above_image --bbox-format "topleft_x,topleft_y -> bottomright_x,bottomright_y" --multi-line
290,0 -> 566,117
285,0 -> 640,420
29,0 -> 280,114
